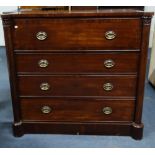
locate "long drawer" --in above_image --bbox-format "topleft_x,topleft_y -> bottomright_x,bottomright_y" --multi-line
18,75 -> 137,97
13,18 -> 141,50
20,98 -> 135,122
15,52 -> 139,74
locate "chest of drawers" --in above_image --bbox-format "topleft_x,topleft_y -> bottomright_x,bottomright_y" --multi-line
1,9 -> 153,140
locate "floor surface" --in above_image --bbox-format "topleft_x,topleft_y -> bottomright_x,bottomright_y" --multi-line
0,47 -> 155,148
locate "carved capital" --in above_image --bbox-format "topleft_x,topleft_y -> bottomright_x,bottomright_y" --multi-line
2,18 -> 13,26
142,16 -> 152,25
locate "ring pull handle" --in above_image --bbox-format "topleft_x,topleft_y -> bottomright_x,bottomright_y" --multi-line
104,59 -> 115,68
36,31 -> 47,41
40,83 -> 50,91
41,106 -> 52,114
103,83 -> 113,91
105,31 -> 116,40
102,107 -> 112,115
38,59 -> 49,68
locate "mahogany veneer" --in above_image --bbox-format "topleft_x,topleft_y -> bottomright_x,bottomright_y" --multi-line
12,18 -> 141,50
1,8 -> 153,140
15,52 -> 139,74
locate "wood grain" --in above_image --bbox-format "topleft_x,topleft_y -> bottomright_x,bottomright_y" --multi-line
15,52 -> 139,74
13,18 -> 141,50
1,9 -> 153,139
20,98 -> 135,122
17,75 -> 137,97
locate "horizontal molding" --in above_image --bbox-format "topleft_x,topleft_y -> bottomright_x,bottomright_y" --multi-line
14,49 -> 141,53
19,96 -> 136,100
17,72 -> 138,76
15,51 -> 141,54
17,74 -> 137,77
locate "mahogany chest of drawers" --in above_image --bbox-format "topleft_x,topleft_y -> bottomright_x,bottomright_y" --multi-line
1,9 -> 153,140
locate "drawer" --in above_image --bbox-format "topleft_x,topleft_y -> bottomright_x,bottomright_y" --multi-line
15,52 -> 139,74
18,75 -> 137,97
20,98 -> 135,122
13,18 -> 141,50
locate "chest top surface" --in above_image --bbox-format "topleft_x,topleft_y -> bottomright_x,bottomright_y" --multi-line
1,9 -> 154,18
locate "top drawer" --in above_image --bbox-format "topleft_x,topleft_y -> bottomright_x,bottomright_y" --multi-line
12,18 -> 141,50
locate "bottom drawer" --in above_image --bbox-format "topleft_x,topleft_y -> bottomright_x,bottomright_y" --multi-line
20,98 -> 135,122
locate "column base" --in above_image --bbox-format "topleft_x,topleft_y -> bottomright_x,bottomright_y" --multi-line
131,122 -> 144,140
13,121 -> 24,137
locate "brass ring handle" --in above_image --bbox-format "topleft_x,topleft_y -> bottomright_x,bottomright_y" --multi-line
102,107 -> 112,115
38,59 -> 49,68
103,83 -> 113,91
105,31 -> 116,40
36,31 -> 47,40
40,83 -> 50,91
41,106 -> 52,114
104,59 -> 115,68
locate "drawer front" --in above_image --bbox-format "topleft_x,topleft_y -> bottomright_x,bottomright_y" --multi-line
21,98 -> 135,122
16,52 -> 139,74
13,18 -> 141,50
18,75 -> 137,97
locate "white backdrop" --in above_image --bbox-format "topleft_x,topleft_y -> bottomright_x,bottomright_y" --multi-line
145,6 -> 155,47
0,6 -> 155,47
0,6 -> 17,45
